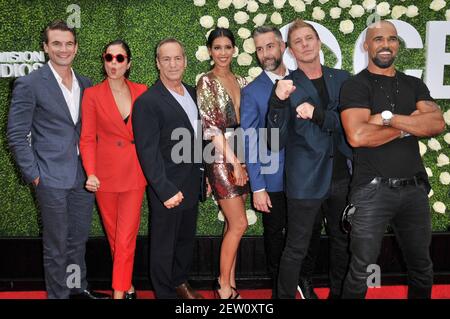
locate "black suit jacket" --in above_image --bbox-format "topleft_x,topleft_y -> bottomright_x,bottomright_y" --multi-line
132,79 -> 202,204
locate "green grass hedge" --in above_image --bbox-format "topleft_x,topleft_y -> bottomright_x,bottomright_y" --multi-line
0,0 -> 448,236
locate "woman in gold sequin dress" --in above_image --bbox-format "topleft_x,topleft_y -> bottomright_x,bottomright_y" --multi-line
197,28 -> 250,299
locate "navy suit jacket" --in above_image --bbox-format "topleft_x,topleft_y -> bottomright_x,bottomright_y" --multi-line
241,71 -> 285,193
267,66 -> 352,200
7,63 -> 92,188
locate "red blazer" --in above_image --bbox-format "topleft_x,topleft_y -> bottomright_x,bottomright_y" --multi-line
80,79 -> 148,192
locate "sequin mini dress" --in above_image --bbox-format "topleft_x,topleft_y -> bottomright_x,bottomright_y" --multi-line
197,71 -> 249,200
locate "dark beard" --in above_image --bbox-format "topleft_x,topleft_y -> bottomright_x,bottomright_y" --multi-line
372,51 -> 396,69
262,56 -> 282,72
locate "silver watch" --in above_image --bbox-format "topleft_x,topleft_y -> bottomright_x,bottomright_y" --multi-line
381,110 -> 393,126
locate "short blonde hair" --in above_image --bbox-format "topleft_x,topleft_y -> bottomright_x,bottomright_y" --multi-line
287,19 -> 319,47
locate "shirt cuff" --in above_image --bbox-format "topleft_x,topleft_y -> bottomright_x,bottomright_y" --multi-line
254,188 -> 266,193
311,105 -> 325,127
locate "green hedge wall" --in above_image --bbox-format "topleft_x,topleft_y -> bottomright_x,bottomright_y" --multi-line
0,0 -> 449,236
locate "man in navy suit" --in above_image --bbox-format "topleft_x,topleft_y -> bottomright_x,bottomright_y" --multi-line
7,20 -> 108,299
241,26 -> 321,299
267,20 -> 352,299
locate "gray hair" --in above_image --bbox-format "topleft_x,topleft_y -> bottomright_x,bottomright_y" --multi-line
252,26 -> 284,44
155,38 -> 186,59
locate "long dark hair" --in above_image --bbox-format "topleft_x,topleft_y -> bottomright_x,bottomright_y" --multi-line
102,39 -> 132,78
206,27 -> 236,48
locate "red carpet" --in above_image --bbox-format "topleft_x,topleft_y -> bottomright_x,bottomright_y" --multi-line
1,285 -> 450,299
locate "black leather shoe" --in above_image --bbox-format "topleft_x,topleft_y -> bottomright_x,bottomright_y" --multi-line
124,291 -> 137,299
70,289 -> 111,299
297,278 -> 318,299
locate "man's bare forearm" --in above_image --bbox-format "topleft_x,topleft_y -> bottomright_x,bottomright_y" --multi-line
391,111 -> 445,137
347,123 -> 401,147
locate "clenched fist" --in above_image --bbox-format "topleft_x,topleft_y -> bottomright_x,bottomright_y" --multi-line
296,102 -> 315,120
275,80 -> 296,100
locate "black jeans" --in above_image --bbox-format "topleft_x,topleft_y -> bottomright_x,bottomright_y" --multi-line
263,191 -> 321,298
277,178 -> 351,298
342,180 -> 433,299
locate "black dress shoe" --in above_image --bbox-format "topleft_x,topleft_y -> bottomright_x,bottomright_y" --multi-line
124,291 -> 137,299
70,289 -> 111,299
297,278 -> 318,299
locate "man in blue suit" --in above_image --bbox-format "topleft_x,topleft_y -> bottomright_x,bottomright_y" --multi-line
241,26 -> 321,299
267,20 -> 352,299
7,20 -> 108,299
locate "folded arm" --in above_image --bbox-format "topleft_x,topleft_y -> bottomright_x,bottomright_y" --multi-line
390,100 -> 445,137
341,107 -> 401,148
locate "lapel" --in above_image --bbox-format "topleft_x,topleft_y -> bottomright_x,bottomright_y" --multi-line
157,80 -> 195,135
253,72 -> 273,116
321,66 -> 337,109
41,63 -> 75,125
256,71 -> 273,89
75,73 -> 87,125
292,68 -> 321,108
292,66 -> 336,110
184,84 -> 200,119
99,79 -> 133,139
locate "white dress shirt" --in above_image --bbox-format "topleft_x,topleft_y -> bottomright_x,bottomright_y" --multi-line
168,85 -> 199,137
48,61 -> 80,125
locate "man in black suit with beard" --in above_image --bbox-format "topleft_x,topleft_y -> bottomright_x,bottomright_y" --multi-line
132,38 -> 204,299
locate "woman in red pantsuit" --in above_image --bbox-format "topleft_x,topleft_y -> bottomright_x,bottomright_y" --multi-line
80,40 -> 147,299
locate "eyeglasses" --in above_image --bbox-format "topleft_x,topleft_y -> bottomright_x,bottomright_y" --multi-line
103,53 -> 128,63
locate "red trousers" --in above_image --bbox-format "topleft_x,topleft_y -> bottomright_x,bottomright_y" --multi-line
96,188 -> 145,291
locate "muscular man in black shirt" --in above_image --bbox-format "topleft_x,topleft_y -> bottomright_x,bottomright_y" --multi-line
340,20 -> 445,299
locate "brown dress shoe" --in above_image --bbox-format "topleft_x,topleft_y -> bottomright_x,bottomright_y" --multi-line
175,282 -> 204,299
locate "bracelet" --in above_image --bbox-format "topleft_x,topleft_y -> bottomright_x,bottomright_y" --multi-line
399,130 -> 411,138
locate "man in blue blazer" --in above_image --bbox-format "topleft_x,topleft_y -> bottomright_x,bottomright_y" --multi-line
267,20 -> 352,299
7,20 -> 108,299
241,26 -> 322,299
